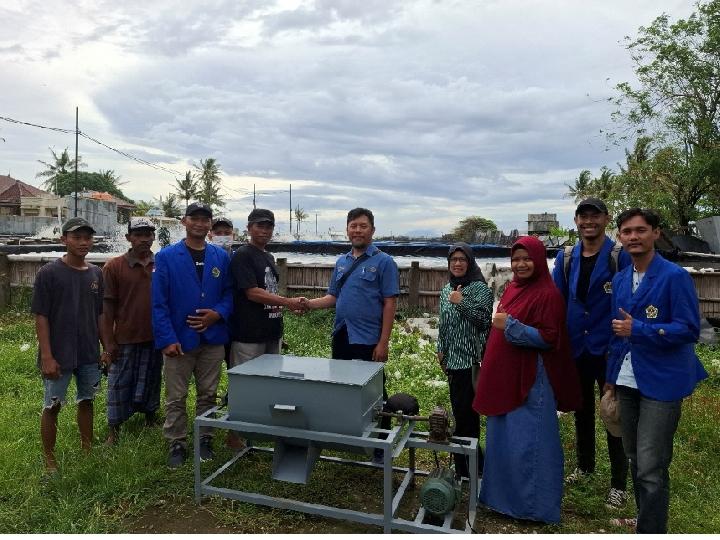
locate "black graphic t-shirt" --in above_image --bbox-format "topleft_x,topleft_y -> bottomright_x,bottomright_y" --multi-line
186,245 -> 206,281
229,244 -> 283,342
576,251 -> 600,304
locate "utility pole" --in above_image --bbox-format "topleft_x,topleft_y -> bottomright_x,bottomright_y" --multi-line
74,106 -> 79,217
289,183 -> 292,235
253,183 -> 256,209
315,212 -> 318,236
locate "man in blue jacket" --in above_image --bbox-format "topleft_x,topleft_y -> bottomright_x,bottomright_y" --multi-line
606,208 -> 707,533
152,202 -> 233,468
552,198 -> 630,508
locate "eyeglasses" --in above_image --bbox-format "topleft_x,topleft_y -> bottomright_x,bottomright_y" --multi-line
449,257 -> 468,263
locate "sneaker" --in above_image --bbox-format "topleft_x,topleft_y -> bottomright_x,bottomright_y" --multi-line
605,487 -> 629,509
167,442 -> 187,469
564,467 -> 590,484
199,437 -> 215,462
610,517 -> 637,530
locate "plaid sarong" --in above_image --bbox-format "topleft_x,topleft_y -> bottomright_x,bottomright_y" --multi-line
107,342 -> 163,426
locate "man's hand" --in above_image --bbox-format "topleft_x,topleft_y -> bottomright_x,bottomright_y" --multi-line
612,308 -> 633,337
187,309 -> 221,333
101,343 -> 119,367
41,355 -> 61,380
449,285 -> 463,304
162,343 -> 184,357
286,297 -> 307,313
299,297 -> 312,311
372,340 -> 389,362
492,311 -> 508,330
602,382 -> 616,398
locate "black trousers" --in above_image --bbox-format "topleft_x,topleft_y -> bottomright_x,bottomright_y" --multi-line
574,352 -> 628,490
447,367 -> 484,478
332,325 -> 390,430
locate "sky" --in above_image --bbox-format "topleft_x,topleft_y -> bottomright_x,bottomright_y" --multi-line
0,0 -> 697,237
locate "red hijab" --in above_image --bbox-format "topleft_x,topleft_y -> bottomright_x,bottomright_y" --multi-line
473,236 -> 581,416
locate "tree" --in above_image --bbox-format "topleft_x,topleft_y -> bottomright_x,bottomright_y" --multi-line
156,193 -> 182,219
52,171 -> 130,200
609,1 -> 720,229
566,170 -> 593,202
194,158 -> 225,210
36,147 -> 86,193
132,200 -> 153,216
450,216 -> 498,243
174,170 -> 198,208
294,205 -> 308,237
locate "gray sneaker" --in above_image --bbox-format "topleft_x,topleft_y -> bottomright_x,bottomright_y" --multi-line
199,437 -> 215,462
167,442 -> 187,469
605,487 -> 629,509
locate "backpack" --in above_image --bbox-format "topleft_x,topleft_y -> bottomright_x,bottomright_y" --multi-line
563,241 -> 622,284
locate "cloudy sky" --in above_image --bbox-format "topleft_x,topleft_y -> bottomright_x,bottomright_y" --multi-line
0,0 -> 696,237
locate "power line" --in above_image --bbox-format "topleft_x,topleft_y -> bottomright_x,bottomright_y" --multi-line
0,114 -> 183,176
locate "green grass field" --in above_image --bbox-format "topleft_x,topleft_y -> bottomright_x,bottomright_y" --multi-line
1,308 -> 718,533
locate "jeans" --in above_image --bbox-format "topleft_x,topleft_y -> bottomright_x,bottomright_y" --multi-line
616,386 -> 682,534
574,352 -> 628,489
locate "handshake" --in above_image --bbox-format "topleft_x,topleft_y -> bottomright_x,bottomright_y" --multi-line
285,296 -> 313,315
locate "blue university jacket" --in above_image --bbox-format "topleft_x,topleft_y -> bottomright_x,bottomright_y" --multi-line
606,253 -> 708,401
152,240 -> 233,352
552,236 -> 631,358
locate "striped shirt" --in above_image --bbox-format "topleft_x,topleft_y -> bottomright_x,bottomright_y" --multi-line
437,280 -> 494,370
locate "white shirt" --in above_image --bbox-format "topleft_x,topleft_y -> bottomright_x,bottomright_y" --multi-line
616,268 -> 645,389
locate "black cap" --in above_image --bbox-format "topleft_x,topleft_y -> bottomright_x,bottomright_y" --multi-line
61,217 -> 95,234
248,208 -> 275,225
576,197 -> 608,215
212,216 -> 234,228
185,202 -> 213,218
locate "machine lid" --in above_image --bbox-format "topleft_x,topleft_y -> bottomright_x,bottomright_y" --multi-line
227,354 -> 383,386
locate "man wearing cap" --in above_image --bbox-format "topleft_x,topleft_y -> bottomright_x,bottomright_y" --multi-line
552,198 -> 631,508
228,208 -> 304,365
31,217 -> 105,474
152,202 -> 233,468
208,216 -> 235,256
101,217 -> 162,445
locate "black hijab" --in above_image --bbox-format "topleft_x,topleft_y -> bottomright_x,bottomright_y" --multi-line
448,242 -> 486,288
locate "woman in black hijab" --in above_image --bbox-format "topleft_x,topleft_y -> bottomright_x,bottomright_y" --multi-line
437,242 -> 493,478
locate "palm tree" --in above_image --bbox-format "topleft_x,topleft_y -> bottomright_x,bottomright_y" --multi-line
294,205 -> 308,237
591,167 -> 616,201
174,171 -> 198,208
36,147 -> 86,194
156,194 -> 182,219
566,170 -> 592,202
194,158 -> 225,210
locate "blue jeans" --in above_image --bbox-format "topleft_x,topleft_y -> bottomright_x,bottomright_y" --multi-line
616,386 -> 682,534
43,362 -> 101,409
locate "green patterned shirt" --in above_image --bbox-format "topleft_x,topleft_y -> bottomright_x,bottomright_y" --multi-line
437,280 -> 493,370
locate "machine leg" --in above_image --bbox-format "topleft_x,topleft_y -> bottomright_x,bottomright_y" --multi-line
194,423 -> 202,504
383,443 -> 393,533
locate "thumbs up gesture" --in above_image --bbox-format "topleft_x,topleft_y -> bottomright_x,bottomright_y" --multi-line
612,307 -> 633,337
449,284 -> 463,304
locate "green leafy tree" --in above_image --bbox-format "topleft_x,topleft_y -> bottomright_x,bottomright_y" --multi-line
294,205 -> 308,237
36,147 -> 86,193
194,158 -> 225,210
156,193 -> 182,219
132,200 -> 153,216
174,170 -> 198,208
52,171 -> 130,200
609,1 -> 720,229
450,216 -> 498,243
566,170 -> 593,202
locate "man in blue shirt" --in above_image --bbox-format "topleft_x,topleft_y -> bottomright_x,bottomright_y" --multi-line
303,208 -> 399,462
152,202 -> 233,468
552,198 -> 630,508
605,208 -> 707,533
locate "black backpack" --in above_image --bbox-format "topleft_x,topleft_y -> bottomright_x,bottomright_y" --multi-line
562,241 -> 623,283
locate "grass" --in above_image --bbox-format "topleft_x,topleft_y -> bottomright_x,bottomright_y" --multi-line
0,308 -> 718,533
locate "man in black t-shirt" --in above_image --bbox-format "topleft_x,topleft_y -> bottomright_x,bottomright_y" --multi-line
31,217 -> 106,475
228,208 -> 304,365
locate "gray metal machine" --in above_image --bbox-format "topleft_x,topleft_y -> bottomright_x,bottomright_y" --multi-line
194,354 -> 478,533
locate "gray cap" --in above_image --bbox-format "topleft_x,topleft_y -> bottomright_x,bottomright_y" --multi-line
212,216 -> 234,228
248,208 -> 275,225
185,202 -> 213,218
576,197 -> 608,215
61,217 -> 95,234
128,217 -> 156,233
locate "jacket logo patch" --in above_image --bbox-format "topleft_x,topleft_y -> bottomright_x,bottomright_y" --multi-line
90,280 -> 99,291
646,305 -> 658,319
603,281 -> 612,294
211,267 -> 220,278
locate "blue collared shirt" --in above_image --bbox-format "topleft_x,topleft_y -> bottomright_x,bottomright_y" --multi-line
328,243 -> 399,345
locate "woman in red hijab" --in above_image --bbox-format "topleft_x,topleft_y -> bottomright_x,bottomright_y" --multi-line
473,236 -> 581,523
